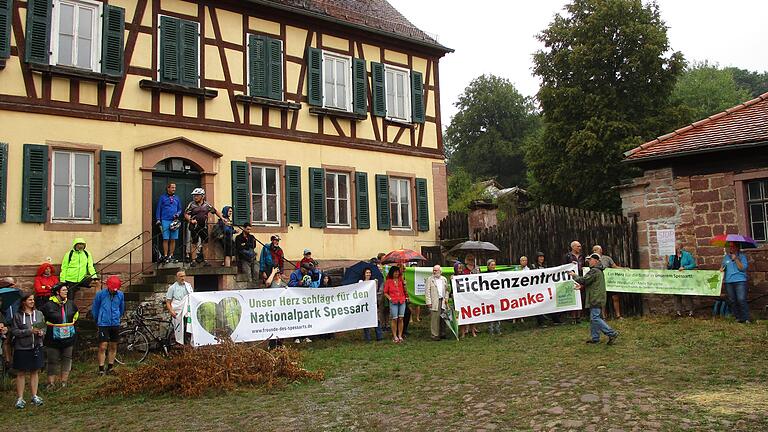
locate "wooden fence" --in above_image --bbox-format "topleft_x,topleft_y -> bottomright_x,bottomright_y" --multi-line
472,204 -> 641,317
438,211 -> 469,241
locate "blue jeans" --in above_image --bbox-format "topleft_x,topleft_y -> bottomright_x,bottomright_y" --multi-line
590,307 -> 617,342
725,282 -> 750,322
363,324 -> 383,341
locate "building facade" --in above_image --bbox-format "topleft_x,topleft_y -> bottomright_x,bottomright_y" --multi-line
0,0 -> 451,290
620,92 -> 768,315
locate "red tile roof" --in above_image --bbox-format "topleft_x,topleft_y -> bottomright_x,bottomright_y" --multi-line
259,0 -> 451,52
625,91 -> 768,161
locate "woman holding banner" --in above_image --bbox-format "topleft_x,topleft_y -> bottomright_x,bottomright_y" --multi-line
384,267 -> 408,343
461,255 -> 480,337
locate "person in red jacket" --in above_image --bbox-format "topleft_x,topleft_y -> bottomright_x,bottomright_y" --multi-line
384,266 -> 408,343
33,262 -> 59,309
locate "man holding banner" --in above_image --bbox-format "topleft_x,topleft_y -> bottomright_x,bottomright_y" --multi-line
424,265 -> 449,341
570,254 -> 619,345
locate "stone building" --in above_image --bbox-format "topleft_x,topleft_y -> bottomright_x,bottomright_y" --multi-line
619,92 -> 768,315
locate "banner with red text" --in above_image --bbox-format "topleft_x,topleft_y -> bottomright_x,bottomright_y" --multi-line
451,264 -> 582,325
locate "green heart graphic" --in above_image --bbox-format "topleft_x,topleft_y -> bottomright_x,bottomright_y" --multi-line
196,297 -> 242,338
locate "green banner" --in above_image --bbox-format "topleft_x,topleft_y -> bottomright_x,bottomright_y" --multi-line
604,268 -> 724,296
403,266 -> 519,305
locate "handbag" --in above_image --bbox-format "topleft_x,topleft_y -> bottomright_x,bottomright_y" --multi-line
52,304 -> 76,340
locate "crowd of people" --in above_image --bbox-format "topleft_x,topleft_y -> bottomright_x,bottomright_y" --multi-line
0,190 -> 754,409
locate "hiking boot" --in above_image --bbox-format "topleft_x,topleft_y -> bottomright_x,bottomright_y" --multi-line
15,398 -> 26,409
202,261 -> 212,267
190,261 -> 197,268
31,395 -> 43,406
585,339 -> 600,344
303,337 -> 312,343
607,332 -> 619,345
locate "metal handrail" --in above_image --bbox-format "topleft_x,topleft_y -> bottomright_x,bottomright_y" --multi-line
93,230 -> 150,268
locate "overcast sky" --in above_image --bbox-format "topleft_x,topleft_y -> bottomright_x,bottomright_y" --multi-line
387,0 -> 768,124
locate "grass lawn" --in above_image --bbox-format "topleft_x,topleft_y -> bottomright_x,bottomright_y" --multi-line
2,316 -> 767,431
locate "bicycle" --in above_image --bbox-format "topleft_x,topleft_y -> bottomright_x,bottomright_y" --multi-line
116,303 -> 179,365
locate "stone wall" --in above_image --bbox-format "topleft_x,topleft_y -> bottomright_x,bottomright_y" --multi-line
620,168 -> 768,316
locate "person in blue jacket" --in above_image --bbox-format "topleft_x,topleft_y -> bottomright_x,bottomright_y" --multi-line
91,275 -> 125,375
667,243 -> 697,317
721,242 -> 750,323
155,183 -> 183,263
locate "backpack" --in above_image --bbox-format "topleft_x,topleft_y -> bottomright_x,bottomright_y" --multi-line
67,249 -> 89,263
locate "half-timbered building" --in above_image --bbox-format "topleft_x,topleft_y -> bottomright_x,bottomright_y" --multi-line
0,0 -> 452,290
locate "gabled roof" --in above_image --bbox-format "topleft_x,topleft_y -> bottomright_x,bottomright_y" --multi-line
624,92 -> 768,162
256,0 -> 452,53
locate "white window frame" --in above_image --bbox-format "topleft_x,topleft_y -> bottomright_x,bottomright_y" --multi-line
51,150 -> 94,223
389,177 -> 412,230
746,179 -> 768,242
156,15 -> 201,86
50,0 -> 103,72
384,64 -> 411,122
250,165 -> 281,226
322,51 -> 353,112
325,171 -> 351,228
246,35 -> 284,100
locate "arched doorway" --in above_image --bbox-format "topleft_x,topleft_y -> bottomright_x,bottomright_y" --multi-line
151,158 -> 202,261
136,137 -> 222,265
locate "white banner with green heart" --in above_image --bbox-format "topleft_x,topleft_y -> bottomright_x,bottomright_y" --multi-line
184,281 -> 378,346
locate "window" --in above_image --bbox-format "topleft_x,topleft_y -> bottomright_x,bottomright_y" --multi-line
158,16 -> 199,87
322,52 -> 352,111
384,66 -> 410,121
389,178 -> 411,229
51,0 -> 101,71
251,165 -> 280,225
52,150 -> 93,222
325,172 -> 350,227
248,34 -> 283,100
747,179 -> 768,242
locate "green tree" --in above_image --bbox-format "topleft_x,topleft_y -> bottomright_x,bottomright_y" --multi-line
527,0 -> 684,212
445,75 -> 540,188
446,167 -> 486,212
670,62 -> 752,126
727,67 -> 768,98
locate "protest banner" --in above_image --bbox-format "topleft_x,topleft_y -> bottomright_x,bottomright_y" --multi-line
404,265 -> 518,306
604,268 -> 723,296
451,264 -> 581,325
183,281 -> 377,346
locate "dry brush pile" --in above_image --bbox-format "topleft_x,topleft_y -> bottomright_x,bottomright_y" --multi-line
99,340 -> 324,398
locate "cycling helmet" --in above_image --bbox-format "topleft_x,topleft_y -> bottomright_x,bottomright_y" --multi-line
191,187 -> 205,195
169,219 -> 181,231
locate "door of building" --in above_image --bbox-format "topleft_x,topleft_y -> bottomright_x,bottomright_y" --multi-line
152,158 -> 202,262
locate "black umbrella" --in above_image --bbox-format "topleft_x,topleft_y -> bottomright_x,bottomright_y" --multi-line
448,241 -> 500,255
342,261 -> 384,286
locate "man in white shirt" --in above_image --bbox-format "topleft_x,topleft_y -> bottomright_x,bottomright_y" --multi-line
165,271 -> 193,343
424,265 -> 448,341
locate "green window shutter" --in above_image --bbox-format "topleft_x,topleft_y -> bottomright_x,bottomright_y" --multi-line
375,174 -> 390,230
267,38 -> 283,100
24,0 -> 51,64
0,143 -> 7,223
415,177 -> 429,232
306,47 -> 322,106
100,151 -> 122,224
159,16 -> 180,83
101,5 -> 125,77
285,165 -> 302,225
178,19 -> 199,87
411,71 -> 425,123
248,34 -> 267,97
371,62 -> 386,117
352,58 -> 367,115
21,144 -> 48,223
0,0 -> 11,59
230,161 -> 250,226
309,167 -> 325,228
355,171 -> 370,229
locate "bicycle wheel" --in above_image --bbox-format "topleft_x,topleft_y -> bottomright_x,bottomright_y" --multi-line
116,329 -> 150,365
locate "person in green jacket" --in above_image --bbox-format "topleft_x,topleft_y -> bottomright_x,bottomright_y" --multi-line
570,253 -> 619,345
60,238 -> 97,291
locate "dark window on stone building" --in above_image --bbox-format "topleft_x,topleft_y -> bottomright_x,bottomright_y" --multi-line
747,179 -> 768,242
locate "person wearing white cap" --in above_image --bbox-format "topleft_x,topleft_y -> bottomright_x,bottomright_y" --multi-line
184,188 -> 225,267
